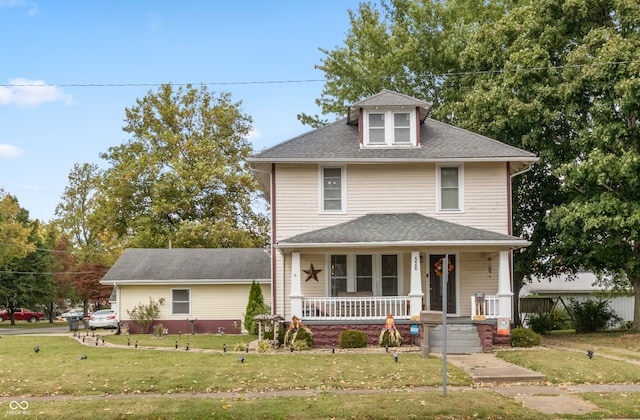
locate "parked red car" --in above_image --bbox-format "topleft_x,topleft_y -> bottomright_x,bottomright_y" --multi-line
0,308 -> 43,322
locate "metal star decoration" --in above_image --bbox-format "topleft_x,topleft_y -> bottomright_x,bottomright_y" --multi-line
303,263 -> 322,282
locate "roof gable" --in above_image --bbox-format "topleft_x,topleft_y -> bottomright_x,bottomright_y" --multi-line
348,89 -> 433,123
101,248 -> 271,283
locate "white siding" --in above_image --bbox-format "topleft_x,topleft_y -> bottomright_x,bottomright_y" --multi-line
274,162 -> 510,242
118,284 -> 271,322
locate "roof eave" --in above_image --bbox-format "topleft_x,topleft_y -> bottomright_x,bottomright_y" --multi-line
248,156 -> 539,165
100,278 -> 271,286
275,240 -> 531,250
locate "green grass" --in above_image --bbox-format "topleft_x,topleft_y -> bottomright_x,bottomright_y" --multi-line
498,349 -> 640,384
2,331 -> 640,418
0,335 -> 471,398
0,320 -> 65,329
104,332 -> 255,350
543,329 -> 640,361
1,392 -> 547,420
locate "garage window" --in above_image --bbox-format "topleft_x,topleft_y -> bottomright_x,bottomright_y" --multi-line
172,289 -> 190,314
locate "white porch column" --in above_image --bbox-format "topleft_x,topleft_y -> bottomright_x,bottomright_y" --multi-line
497,250 -> 513,321
290,252 -> 303,318
408,251 -> 424,318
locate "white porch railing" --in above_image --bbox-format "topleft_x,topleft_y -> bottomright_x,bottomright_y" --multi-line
301,296 -> 411,321
471,295 -> 500,319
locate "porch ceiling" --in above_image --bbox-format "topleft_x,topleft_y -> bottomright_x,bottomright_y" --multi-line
276,213 -> 530,251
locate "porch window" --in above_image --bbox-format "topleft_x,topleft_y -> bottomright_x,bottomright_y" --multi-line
328,253 -> 401,296
330,255 -> 347,297
321,167 -> 344,212
437,165 -> 464,211
172,288 -> 190,314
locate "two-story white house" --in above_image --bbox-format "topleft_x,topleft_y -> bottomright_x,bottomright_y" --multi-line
248,90 -> 537,349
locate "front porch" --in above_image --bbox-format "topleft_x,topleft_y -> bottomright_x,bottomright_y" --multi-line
299,294 -> 502,321
289,250 -> 514,323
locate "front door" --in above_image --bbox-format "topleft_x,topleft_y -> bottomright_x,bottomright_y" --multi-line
429,254 -> 456,314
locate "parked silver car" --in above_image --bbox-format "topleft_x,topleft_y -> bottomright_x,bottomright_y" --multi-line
61,308 -> 88,321
88,309 -> 118,330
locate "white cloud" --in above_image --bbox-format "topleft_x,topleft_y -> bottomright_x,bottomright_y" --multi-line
0,0 -> 26,8
0,78 -> 73,107
247,129 -> 261,141
0,144 -> 24,158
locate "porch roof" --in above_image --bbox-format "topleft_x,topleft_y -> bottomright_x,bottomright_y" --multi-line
276,213 -> 530,250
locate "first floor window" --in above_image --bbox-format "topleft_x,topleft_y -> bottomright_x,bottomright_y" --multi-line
329,253 -> 401,295
172,289 -> 190,314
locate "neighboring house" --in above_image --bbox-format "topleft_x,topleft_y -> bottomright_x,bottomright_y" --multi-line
100,248 -> 271,334
248,90 -> 538,348
520,272 -> 634,326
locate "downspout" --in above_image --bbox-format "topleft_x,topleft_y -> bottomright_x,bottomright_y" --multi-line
271,163 -> 277,315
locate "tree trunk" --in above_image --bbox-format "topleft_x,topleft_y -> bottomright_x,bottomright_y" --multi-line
512,272 -> 524,326
632,275 -> 640,330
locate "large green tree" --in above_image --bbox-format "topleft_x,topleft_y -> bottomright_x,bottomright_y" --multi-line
299,0 -> 514,126
449,0 -> 640,325
0,190 -> 34,267
98,84 -> 269,248
545,0 -> 640,326
0,199 -> 54,324
55,163 -> 117,264
309,0 -> 640,324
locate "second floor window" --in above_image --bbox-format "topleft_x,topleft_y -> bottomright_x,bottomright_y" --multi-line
322,167 -> 344,212
365,110 -> 415,146
438,165 -> 463,211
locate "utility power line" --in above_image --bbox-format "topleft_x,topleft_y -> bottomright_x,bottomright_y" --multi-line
1,60 -> 638,88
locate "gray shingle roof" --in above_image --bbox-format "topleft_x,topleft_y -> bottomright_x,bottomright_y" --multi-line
101,248 -> 270,284
277,213 -> 528,248
250,117 -> 536,162
348,89 -> 433,123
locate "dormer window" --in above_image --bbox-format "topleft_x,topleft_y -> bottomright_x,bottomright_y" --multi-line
364,109 -> 416,146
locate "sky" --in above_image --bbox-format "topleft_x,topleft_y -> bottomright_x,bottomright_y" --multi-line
0,0 -> 364,222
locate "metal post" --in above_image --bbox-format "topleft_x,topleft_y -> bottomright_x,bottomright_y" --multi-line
442,254 -> 448,397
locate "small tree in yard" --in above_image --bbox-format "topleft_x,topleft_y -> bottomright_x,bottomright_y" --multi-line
244,280 -> 267,335
127,297 -> 165,334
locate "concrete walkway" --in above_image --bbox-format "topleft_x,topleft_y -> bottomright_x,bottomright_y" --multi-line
442,352 -> 594,415
442,351 -> 640,416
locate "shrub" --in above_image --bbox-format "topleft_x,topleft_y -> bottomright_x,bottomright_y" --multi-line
509,327 -> 541,348
284,317 -> 313,349
528,313 -> 554,335
257,340 -> 273,353
292,340 -> 310,351
233,342 -> 248,352
244,280 -> 268,335
127,297 -> 165,334
338,330 -> 368,348
550,308 -> 573,330
569,298 -> 622,333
